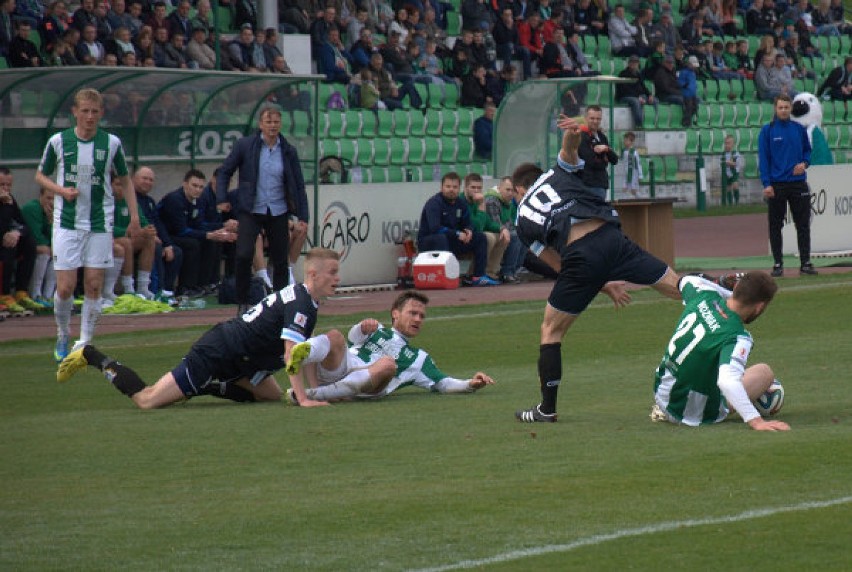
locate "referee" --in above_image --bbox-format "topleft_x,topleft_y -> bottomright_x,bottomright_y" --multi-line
758,94 -> 817,277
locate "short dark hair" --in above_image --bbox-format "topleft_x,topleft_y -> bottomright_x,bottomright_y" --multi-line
774,94 -> 792,105
463,172 -> 483,186
624,131 -> 636,141
733,271 -> 777,306
391,290 -> 429,318
183,168 -> 206,182
511,162 -> 543,191
441,171 -> 461,185
0,166 -> 10,176
586,104 -> 603,114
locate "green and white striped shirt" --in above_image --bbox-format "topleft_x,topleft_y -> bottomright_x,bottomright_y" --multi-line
38,128 -> 128,233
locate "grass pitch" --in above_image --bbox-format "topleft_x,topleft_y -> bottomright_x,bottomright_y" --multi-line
2,275 -> 851,571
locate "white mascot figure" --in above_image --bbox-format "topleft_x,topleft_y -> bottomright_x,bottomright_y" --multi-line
791,93 -> 833,165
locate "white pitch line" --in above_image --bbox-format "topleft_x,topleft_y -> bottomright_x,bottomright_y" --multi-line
410,495 -> 852,572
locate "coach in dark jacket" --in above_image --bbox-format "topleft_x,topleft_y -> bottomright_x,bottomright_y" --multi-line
216,104 -> 309,309
577,105 -> 619,198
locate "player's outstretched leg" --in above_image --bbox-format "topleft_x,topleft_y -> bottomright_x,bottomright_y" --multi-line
286,341 -> 312,375
57,346 -> 89,383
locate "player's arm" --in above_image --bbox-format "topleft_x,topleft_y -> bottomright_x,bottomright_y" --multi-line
34,170 -> 77,201
557,114 -> 583,165
679,275 -> 733,303
716,339 -> 789,431
283,339 -> 328,407
348,319 -> 381,346
117,174 -> 142,236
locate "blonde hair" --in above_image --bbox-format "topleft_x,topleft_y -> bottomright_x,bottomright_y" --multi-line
74,88 -> 103,108
305,248 -> 340,268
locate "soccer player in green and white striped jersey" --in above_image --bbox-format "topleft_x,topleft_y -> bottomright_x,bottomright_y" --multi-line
652,272 -> 790,431
284,290 -> 495,402
35,88 -> 141,363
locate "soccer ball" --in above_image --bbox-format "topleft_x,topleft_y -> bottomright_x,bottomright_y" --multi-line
753,380 -> 785,416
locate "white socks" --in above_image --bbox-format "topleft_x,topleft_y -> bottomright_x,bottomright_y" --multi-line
255,268 -> 272,289
137,270 -> 153,299
307,369 -> 372,401
121,274 -> 135,294
54,294 -> 74,338
305,334 -> 331,363
103,257 -> 122,300
30,253 -> 50,298
78,297 -> 102,347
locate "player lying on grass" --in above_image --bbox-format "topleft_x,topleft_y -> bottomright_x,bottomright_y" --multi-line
512,114 -> 682,423
55,248 -> 340,409
283,290 -> 494,403
651,271 -> 790,431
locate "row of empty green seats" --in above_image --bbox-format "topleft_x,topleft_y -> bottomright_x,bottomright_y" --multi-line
319,134 -> 478,166
351,162 -> 491,184
311,107 -> 483,139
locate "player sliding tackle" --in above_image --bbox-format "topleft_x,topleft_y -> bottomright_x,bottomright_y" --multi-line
512,114 -> 683,423
651,272 -> 790,431
284,290 -> 494,403
55,248 -> 340,408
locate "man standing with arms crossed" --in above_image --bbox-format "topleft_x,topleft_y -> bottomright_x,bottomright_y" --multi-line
35,88 -> 140,362
758,94 -> 817,277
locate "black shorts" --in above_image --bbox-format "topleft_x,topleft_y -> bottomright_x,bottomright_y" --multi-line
548,222 -> 668,315
172,324 -> 245,396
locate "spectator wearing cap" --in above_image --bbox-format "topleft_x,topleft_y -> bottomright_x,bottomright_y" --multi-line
679,55 -> 699,126
654,54 -> 684,106
616,55 -> 657,127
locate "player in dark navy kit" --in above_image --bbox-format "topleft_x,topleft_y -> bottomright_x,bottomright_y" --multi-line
56,248 -> 340,409
512,115 -> 682,423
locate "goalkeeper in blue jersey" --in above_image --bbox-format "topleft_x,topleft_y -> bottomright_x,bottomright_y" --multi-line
651,272 -> 790,431
284,290 -> 495,403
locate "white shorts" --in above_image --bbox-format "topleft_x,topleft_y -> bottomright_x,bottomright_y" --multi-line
52,228 -> 114,270
316,351 -> 368,385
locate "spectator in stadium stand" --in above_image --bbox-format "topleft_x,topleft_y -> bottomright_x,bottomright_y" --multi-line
163,31 -> 190,68
71,0 -> 98,33
7,20 -> 42,66
143,1 -> 169,37
166,0 -> 192,38
232,0 -> 258,32
350,27 -> 374,72
609,4 -> 642,57
380,30 -> 414,77
40,1 -> 70,53
228,23 -> 262,72
574,0 -> 606,36
106,0 -> 131,34
151,25 -> 170,67
653,54 -> 684,107
494,7 -> 530,80
516,12 -> 543,73
473,101 -> 495,160
76,23 -> 105,64
190,0 -> 212,38
310,6 -> 337,57
187,27 -> 215,69
759,94 -> 816,277
679,55 -> 699,127
541,7 -> 565,44
126,0 -> 143,38
251,28 -> 269,71
617,55 -> 657,128
450,28 -> 474,77
461,63 -> 490,107
461,0 -> 493,32
317,26 -> 353,83
633,8 -> 656,56
746,0 -> 776,35
420,7 -> 446,51
652,12 -> 680,54
105,26 -> 134,60
0,0 -> 14,57
260,27 -> 281,65
368,52 -> 422,110
817,57 -> 852,102
417,172 -> 500,287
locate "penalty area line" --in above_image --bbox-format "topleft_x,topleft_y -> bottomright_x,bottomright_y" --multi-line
410,495 -> 852,572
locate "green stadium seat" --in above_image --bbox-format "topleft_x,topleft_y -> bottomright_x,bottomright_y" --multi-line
595,35 -> 611,57
407,139 -> 425,164
718,80 -> 732,101
741,80 -> 756,101
663,155 -> 680,183
721,103 -> 737,128
355,138 -> 373,165
440,138 -> 457,163
318,84 -> 335,108
215,5 -> 233,32
389,138 -> 407,165
696,104 -> 710,127
711,132 -> 726,153
386,166 -> 406,183
440,109 -> 458,135
373,167 -> 391,183
319,139 -> 339,158
423,138 -> 441,164
443,83 -> 459,109
377,109 -> 394,137
344,110 -> 362,138
455,108 -> 473,136
669,105 -> 683,128
326,110 -> 345,138
0,56 -> 7,68
372,138 -> 390,165
290,111 -> 311,137
645,156 -> 664,185
413,84 -> 428,110
361,111 -> 377,137
409,109 -> 426,136
838,127 -> 851,150
424,109 -> 442,136
390,109 -> 408,136
427,83 -> 443,108
338,139 -> 356,163
656,105 -> 672,129
743,153 -> 759,178
456,137 -> 474,163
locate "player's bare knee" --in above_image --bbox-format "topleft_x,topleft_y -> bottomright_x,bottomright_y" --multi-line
326,329 -> 345,347
750,362 -> 774,382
